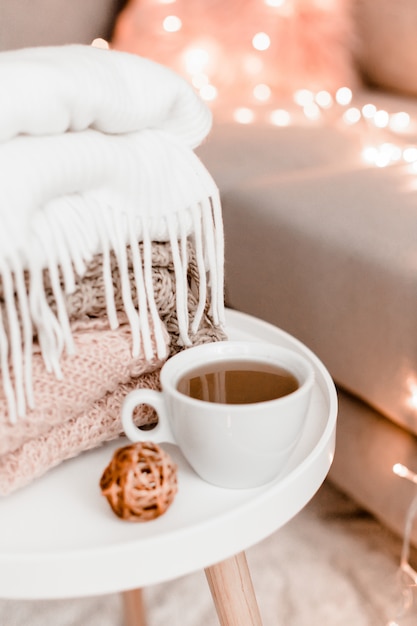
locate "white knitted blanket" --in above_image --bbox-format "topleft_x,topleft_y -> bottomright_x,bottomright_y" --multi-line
0,44 -> 225,423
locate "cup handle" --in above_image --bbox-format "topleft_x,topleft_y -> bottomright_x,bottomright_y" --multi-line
121,389 -> 176,444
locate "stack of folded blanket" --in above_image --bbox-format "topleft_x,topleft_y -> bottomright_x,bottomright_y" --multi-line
0,44 -> 226,495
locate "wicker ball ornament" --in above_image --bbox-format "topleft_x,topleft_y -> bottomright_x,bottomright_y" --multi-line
100,441 -> 178,522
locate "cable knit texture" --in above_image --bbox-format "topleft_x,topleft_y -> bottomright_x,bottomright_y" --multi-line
0,316 -> 167,457
0,372 -> 161,496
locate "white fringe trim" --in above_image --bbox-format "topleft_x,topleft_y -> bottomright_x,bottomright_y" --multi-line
0,195 -> 224,423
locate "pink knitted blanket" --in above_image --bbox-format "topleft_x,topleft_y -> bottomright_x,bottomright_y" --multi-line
0,316 -> 168,496
0,316 -> 167,457
0,371 -> 161,496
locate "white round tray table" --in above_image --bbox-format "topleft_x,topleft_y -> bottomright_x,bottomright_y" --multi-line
0,309 -> 338,625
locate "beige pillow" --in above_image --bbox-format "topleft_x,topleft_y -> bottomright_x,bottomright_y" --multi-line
113,0 -> 358,98
355,0 -> 417,96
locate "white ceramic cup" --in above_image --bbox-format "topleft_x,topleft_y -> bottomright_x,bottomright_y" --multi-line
122,341 -> 315,489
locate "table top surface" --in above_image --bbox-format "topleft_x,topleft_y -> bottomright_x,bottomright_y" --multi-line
0,309 -> 337,600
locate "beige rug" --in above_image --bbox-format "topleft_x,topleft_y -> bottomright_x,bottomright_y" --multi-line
0,480 -> 414,625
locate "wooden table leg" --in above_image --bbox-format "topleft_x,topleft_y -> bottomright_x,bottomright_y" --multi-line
122,588 -> 147,626
205,551 -> 263,626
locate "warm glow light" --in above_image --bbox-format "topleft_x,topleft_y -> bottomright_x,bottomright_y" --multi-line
127,1 -> 417,143
389,111 -> 411,132
373,109 -> 390,128
233,107 -> 255,124
343,107 -> 361,125
252,32 -> 271,51
199,84 -> 218,101
381,142 -> 402,161
362,143 -> 401,167
253,83 -> 271,101
393,463 -> 417,484
293,89 -> 314,107
303,102 -> 321,121
315,90 -> 333,108
406,378 -> 417,410
184,47 -> 210,74
269,109 -> 291,126
91,38 -> 109,49
403,146 -> 417,163
362,146 -> 379,165
393,463 -> 409,478
362,103 -> 377,119
335,87 -> 352,106
163,15 -> 182,32
375,152 -> 391,168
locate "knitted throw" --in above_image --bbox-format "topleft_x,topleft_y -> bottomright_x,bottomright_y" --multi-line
0,240 -> 226,495
0,315 -> 167,458
0,44 -> 225,423
0,371 -> 162,496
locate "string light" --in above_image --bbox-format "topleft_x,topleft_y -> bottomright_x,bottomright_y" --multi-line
269,109 -> 291,126
343,107 -> 361,125
403,147 -> 417,163
315,90 -> 333,109
264,0 -> 287,6
252,32 -> 271,51
253,83 -> 272,102
129,1 -> 417,178
233,107 -> 255,124
335,87 -> 353,106
373,109 -> 390,128
163,15 -> 182,32
362,103 -> 377,119
362,146 -> 380,165
389,112 -> 411,133
303,102 -> 321,121
406,379 -> 417,410
183,47 -> 210,74
393,463 -> 417,485
91,38 -> 109,49
293,89 -> 314,107
374,144 -> 400,168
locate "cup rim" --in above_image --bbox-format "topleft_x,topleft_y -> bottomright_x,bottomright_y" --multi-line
161,340 -> 315,409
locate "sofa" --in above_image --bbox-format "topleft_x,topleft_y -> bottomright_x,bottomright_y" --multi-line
3,0 -> 417,545
195,3 -> 417,545
197,98 -> 417,546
